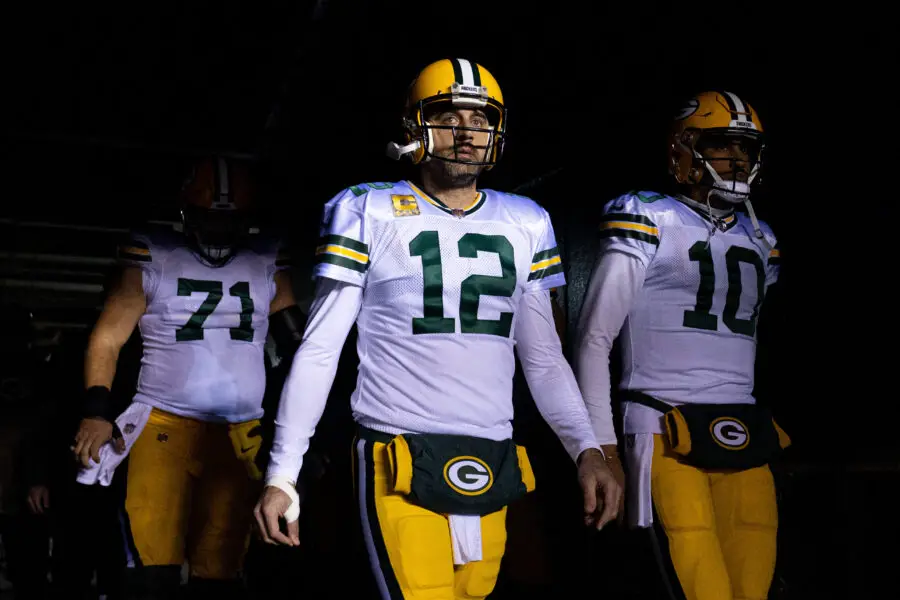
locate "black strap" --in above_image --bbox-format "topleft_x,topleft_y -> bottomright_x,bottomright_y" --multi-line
357,425 -> 397,444
82,385 -> 119,422
268,304 -> 307,359
621,390 -> 673,414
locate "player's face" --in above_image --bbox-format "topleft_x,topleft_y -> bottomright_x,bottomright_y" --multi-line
698,135 -> 753,183
422,107 -> 493,185
429,108 -> 492,163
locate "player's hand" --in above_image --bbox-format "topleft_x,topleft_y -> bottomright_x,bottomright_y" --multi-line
577,448 -> 623,531
253,485 -> 300,547
26,485 -> 51,515
72,417 -> 116,468
601,444 -> 627,525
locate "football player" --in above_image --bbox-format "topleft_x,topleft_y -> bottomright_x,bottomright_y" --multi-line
574,91 -> 785,600
72,156 -> 303,600
254,58 -> 622,599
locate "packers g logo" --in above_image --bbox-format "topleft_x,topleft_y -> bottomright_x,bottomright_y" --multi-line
674,98 -> 699,120
710,417 -> 749,450
443,456 -> 493,496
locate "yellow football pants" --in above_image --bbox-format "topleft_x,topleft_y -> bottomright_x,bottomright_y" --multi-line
353,435 -> 507,600
124,408 -> 262,579
651,433 -> 778,600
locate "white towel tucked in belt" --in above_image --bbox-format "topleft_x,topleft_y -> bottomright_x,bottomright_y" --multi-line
625,433 -> 656,528
449,514 -> 482,565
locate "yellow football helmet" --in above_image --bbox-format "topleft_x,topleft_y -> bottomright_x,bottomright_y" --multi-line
387,58 -> 507,168
668,90 -> 765,204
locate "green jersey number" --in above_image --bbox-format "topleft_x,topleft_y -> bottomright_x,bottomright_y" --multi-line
175,278 -> 256,342
409,231 -> 516,337
683,242 -> 766,336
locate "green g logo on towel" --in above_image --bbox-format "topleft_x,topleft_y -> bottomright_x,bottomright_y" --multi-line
443,456 -> 493,496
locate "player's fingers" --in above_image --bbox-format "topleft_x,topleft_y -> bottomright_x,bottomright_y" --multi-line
596,483 -> 618,530
90,438 -> 104,464
27,496 -> 37,515
79,436 -> 95,468
253,504 -> 273,545
264,506 -> 292,546
72,436 -> 86,459
287,518 -> 300,547
581,474 -> 597,516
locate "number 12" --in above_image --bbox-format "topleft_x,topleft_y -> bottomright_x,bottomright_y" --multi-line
408,231 -> 517,337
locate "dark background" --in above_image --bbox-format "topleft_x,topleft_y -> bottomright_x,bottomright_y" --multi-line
1,1 -> 896,598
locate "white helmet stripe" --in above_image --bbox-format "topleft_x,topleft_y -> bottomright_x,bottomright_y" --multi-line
213,157 -> 236,209
725,91 -> 749,122
218,156 -> 229,198
457,58 -> 475,87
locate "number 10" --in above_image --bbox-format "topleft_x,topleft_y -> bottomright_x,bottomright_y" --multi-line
682,242 -> 766,336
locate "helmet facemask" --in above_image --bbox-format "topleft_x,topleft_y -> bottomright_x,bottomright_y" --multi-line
178,156 -> 255,268
180,205 -> 251,267
390,82 -> 507,169
672,128 -> 765,205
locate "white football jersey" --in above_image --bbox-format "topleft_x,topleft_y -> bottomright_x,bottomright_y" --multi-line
315,180 -> 565,441
119,226 -> 288,423
598,191 -> 780,431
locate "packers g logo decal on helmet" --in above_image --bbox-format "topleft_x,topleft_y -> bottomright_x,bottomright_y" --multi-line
710,417 -> 750,450
443,456 -> 494,496
674,98 -> 699,120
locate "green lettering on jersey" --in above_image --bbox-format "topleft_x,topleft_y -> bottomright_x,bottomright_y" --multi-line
349,182 -> 395,197
723,246 -> 765,336
683,243 -> 766,336
409,231 -> 455,334
229,281 -> 256,341
682,242 -> 717,331
636,191 -> 665,203
175,278 -> 256,342
458,234 -> 516,337
408,231 -> 518,338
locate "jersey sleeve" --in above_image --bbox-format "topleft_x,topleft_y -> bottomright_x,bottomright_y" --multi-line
526,210 -> 566,292
597,192 -> 662,267
313,188 -> 371,287
117,229 -> 161,300
765,240 -> 780,286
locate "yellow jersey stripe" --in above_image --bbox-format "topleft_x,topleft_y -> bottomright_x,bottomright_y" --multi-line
600,221 -> 659,236
531,255 -> 562,272
316,244 -> 368,264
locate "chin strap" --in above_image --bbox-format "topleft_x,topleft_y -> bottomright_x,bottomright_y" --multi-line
694,151 -> 767,244
740,197 -> 769,248
678,191 -> 770,252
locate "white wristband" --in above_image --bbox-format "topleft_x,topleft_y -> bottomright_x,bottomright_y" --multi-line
266,475 -> 301,523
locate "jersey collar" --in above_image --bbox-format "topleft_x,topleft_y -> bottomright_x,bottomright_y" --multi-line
406,181 -> 486,217
675,193 -> 740,232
